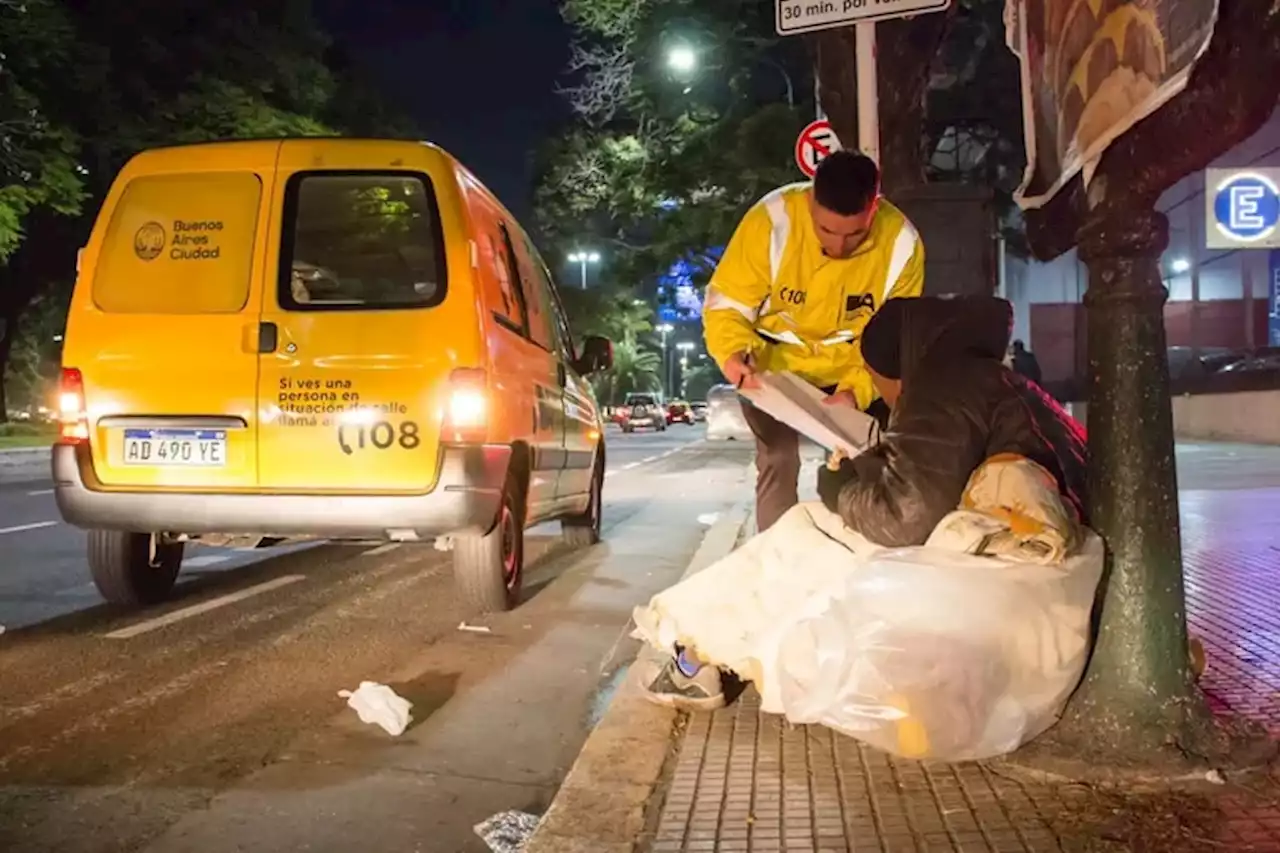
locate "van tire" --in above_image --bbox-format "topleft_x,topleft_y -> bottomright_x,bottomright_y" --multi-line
562,458 -> 603,548
87,530 -> 184,606
452,471 -> 524,614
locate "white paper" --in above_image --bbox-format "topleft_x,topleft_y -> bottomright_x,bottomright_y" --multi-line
739,372 -> 877,456
337,681 -> 414,736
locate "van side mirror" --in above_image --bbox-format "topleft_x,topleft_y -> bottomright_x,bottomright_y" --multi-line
575,335 -> 614,376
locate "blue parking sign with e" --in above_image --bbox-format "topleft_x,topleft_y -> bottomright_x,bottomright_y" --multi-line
1211,171 -> 1280,244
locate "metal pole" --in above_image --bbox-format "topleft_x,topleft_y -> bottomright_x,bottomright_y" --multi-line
814,63 -> 825,122
580,259 -> 588,290
660,328 -> 669,397
1189,195 -> 1201,360
855,21 -> 879,164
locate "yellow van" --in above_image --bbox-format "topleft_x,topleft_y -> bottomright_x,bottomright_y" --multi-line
54,138 -> 613,613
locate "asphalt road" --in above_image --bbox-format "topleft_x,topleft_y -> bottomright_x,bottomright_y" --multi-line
0,425 -> 747,853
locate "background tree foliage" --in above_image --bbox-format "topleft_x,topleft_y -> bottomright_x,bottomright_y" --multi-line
0,0 -> 414,419
535,0 -> 1025,398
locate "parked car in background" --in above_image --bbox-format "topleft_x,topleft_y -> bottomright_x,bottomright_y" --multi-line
705,384 -> 753,442
621,393 -> 667,432
666,400 -> 696,425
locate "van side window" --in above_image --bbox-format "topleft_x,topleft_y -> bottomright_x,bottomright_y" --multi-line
526,240 -> 577,361
496,224 -> 530,334
279,172 -> 446,311
507,225 -> 555,351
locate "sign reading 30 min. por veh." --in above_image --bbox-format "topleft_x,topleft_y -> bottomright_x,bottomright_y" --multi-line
777,0 -> 951,34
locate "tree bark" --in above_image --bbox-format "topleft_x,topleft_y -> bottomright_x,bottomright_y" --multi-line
810,10 -> 956,196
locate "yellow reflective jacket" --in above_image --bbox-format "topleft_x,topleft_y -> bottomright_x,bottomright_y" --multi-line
703,182 -> 925,410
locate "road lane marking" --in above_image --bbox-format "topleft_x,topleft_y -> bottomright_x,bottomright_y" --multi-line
0,521 -> 58,535
184,554 -> 232,568
26,488 -> 54,496
362,543 -> 401,556
104,574 -> 307,640
621,461 -> 641,470
641,455 -> 659,463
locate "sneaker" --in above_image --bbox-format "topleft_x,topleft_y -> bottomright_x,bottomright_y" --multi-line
637,656 -> 726,712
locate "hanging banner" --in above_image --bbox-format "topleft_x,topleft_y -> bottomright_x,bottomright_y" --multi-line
1005,0 -> 1220,210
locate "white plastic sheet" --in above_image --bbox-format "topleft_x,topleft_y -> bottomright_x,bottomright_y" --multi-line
773,533 -> 1103,761
632,457 -> 1104,762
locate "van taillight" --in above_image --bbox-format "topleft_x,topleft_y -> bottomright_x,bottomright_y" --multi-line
58,367 -> 89,443
443,368 -> 488,443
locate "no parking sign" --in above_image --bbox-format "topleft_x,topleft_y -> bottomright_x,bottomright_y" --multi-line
794,119 -> 842,178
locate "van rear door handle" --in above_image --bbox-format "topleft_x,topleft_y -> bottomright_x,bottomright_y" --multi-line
259,322 -> 279,353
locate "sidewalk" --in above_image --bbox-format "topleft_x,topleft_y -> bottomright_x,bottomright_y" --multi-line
527,443 -> 1280,853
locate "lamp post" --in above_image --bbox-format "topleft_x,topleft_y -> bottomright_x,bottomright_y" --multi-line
675,341 -> 695,398
656,323 -> 674,397
567,251 -> 600,289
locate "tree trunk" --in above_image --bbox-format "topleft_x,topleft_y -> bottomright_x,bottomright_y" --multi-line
0,319 -> 12,423
810,10 -> 955,195
1059,199 -> 1202,750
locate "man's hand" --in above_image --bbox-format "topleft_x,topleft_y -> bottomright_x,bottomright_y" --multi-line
817,457 -> 857,514
822,389 -> 857,407
723,351 -> 760,390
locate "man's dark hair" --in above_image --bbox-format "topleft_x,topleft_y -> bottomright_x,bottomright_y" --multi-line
812,151 -> 880,216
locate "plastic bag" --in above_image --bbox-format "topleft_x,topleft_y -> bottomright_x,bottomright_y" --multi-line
631,455 -> 1105,762
774,534 -> 1103,761
631,502 -> 882,712
337,681 -> 414,736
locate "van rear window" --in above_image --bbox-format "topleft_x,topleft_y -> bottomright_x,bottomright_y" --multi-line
279,172 -> 447,311
93,172 -> 263,314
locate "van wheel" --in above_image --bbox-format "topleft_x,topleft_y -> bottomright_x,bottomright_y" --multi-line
452,472 -> 524,614
88,530 -> 184,606
562,458 -> 603,548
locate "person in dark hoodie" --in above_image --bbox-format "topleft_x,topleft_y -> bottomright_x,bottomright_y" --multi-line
641,295 -> 1089,713
817,295 -> 1089,546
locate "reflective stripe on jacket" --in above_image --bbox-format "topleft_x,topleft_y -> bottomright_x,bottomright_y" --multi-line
703,182 -> 925,409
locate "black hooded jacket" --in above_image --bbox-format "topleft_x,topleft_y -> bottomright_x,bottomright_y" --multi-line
827,296 -> 1089,547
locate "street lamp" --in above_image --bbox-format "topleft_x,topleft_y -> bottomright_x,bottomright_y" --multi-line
674,341 -> 695,397
656,324 -> 674,397
567,250 -> 601,289
665,44 -> 794,106
667,45 -> 697,75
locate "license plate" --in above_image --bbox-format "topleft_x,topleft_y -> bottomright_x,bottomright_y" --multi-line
122,429 -> 227,467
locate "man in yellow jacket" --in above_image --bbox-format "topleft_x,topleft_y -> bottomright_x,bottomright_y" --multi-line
704,150 -> 925,531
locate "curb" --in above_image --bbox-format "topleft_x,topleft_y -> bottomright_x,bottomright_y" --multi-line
0,446 -> 52,459
524,498 -> 755,853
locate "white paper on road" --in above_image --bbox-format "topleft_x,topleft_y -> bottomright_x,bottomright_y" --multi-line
337,681 -> 413,736
738,372 -> 877,456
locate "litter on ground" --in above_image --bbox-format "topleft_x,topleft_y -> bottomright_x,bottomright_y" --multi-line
474,810 -> 540,853
337,681 -> 413,736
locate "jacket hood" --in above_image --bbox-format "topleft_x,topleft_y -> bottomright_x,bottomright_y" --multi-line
899,296 -> 1013,381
